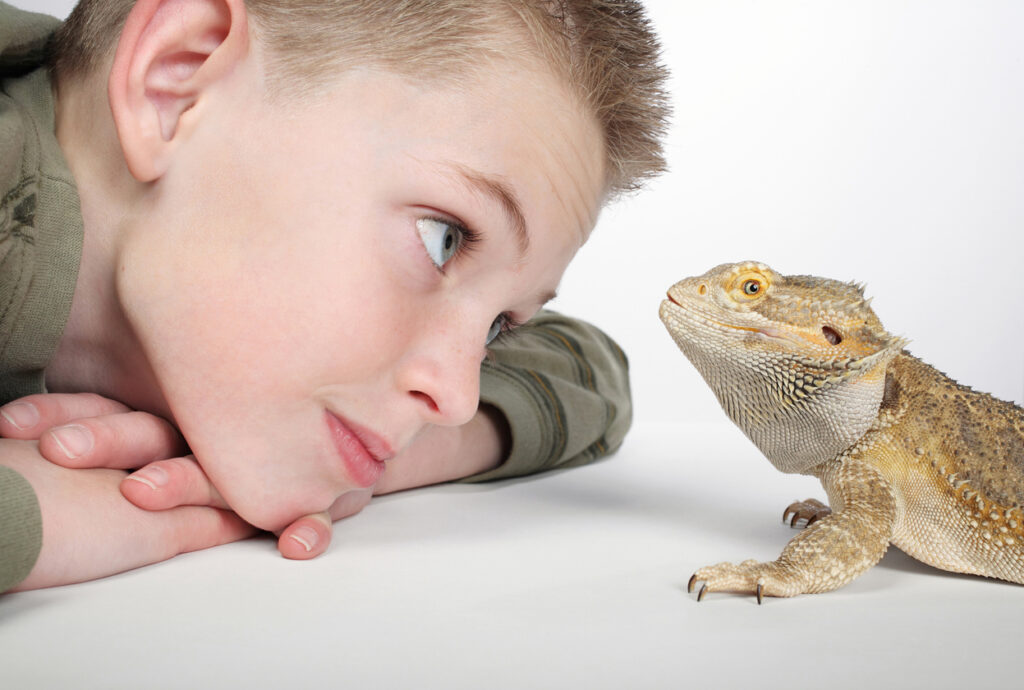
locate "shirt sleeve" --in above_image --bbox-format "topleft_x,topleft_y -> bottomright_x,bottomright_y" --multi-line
462,310 -> 632,483
0,466 -> 42,593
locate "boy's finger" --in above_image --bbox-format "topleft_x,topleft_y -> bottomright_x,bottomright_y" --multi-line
39,411 -> 188,469
277,512 -> 333,560
0,393 -> 130,439
121,455 -> 231,511
170,506 -> 259,556
274,490 -> 371,559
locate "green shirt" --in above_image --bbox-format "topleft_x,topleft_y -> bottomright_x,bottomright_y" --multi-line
0,2 -> 632,592
0,2 -> 76,593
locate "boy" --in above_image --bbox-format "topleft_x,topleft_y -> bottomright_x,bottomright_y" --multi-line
0,0 -> 669,591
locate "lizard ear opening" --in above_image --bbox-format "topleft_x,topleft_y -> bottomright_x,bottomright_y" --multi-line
822,326 -> 843,345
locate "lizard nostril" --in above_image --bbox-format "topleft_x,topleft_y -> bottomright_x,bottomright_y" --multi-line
698,284 -> 707,296
822,326 -> 842,345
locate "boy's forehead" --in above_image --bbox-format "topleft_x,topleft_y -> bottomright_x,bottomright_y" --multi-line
250,57 -> 605,248
371,63 -> 605,241
453,60 -> 606,242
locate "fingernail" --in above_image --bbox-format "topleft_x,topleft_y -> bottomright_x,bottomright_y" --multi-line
125,464 -> 170,490
49,425 -> 94,459
289,526 -> 319,553
0,402 -> 39,430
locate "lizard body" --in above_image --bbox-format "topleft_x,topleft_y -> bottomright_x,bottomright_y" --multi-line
659,260 -> 1024,600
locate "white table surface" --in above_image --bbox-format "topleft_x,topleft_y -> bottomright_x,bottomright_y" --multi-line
3,419 -> 1020,690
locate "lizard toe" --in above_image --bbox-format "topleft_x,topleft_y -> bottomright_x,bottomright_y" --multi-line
689,560 -> 808,601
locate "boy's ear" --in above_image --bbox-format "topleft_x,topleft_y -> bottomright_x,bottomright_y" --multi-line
108,0 -> 248,182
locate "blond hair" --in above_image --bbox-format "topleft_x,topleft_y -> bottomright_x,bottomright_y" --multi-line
51,0 -> 670,196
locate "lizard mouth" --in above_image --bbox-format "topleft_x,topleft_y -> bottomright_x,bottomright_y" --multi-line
662,298 -> 800,345
708,318 -> 763,336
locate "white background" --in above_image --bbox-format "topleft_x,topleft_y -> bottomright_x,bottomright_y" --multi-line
565,0 -> 1024,424
4,1 -> 1024,688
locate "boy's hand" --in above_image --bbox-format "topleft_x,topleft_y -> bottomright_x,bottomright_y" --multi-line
0,393 -> 189,469
0,394 -> 368,560
2,438 -> 256,591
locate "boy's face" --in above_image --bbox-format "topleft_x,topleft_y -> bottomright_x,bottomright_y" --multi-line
118,58 -> 605,530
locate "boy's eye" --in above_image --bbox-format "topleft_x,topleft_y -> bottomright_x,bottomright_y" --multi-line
485,315 -> 505,345
416,217 -> 464,269
485,312 -> 522,346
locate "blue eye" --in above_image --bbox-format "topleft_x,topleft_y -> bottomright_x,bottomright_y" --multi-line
416,217 -> 462,269
485,315 -> 505,345
485,313 -> 523,345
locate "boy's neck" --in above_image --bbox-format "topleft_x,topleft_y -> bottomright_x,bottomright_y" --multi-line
47,75 -> 169,418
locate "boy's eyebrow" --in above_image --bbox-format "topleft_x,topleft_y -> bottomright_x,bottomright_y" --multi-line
441,163 -> 557,309
448,164 -> 529,258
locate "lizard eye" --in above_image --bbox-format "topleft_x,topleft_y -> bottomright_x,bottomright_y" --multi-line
742,279 -> 762,295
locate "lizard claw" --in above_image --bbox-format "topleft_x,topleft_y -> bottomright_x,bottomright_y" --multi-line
756,582 -> 764,605
688,573 -> 710,601
783,498 -> 831,528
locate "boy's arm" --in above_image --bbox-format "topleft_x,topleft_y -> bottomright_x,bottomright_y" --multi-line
467,309 -> 632,482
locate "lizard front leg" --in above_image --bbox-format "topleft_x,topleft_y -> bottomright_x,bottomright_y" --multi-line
690,459 -> 897,602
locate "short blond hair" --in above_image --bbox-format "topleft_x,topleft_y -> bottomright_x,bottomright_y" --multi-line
51,0 -> 670,197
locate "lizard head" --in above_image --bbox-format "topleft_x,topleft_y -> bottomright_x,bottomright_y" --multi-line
658,261 -> 907,473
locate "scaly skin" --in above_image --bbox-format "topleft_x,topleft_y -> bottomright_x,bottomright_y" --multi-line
659,261 -> 1024,601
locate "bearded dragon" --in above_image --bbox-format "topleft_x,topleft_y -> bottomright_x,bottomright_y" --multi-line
659,260 -> 1024,601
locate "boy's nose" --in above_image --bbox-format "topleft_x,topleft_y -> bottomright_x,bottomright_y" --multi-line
399,321 -> 485,427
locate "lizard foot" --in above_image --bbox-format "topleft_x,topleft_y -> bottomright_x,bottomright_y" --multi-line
688,559 -> 806,604
783,498 -> 831,528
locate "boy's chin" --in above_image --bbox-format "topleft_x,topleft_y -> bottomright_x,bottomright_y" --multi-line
218,483 -> 330,533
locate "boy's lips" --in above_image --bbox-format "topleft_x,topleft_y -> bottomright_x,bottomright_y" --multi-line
324,411 -> 394,487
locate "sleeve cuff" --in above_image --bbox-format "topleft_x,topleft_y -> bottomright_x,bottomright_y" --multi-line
0,466 -> 42,592
459,361 -> 563,483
